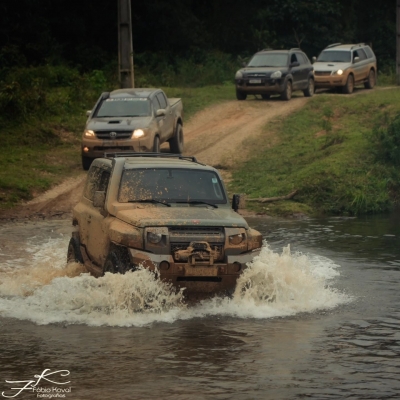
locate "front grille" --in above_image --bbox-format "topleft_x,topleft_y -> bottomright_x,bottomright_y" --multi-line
247,73 -> 267,78
169,227 -> 225,261
95,131 -> 132,140
315,71 -> 332,76
169,227 -> 225,243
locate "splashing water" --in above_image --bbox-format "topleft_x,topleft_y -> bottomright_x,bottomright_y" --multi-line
0,237 -> 351,327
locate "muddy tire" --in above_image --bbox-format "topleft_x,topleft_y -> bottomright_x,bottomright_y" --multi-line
281,80 -> 292,101
169,123 -> 184,154
82,156 -> 93,171
261,94 -> 270,100
303,78 -> 314,97
364,69 -> 376,89
236,89 -> 247,101
103,249 -> 131,275
152,136 -> 160,153
67,236 -> 84,264
342,74 -> 354,94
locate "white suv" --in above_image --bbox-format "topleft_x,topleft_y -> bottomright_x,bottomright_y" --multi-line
312,43 -> 377,94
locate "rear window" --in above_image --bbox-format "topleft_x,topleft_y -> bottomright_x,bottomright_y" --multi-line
95,98 -> 151,118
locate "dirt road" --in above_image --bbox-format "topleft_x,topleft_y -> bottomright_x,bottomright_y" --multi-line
0,96 -> 309,221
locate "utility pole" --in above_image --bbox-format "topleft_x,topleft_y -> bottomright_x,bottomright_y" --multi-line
397,0 -> 400,84
118,0 -> 134,88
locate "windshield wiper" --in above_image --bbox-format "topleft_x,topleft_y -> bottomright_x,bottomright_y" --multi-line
176,200 -> 218,208
129,199 -> 171,207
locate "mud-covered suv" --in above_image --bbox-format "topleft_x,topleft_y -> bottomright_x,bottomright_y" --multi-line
235,48 -> 314,101
312,43 -> 377,93
67,153 -> 262,297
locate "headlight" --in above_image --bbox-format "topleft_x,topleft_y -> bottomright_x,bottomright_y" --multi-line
133,129 -> 145,138
335,69 -> 343,76
270,71 -> 282,79
235,70 -> 243,79
148,232 -> 162,244
83,129 -> 95,139
229,233 -> 245,245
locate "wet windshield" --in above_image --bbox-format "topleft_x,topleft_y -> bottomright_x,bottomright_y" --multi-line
247,53 -> 288,67
95,98 -> 151,117
317,50 -> 351,63
119,168 -> 227,205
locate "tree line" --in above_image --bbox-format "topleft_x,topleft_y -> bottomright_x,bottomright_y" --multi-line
0,0 -> 396,74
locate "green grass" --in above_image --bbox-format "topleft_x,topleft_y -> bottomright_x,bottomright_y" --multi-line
228,87 -> 400,216
163,83 -> 234,121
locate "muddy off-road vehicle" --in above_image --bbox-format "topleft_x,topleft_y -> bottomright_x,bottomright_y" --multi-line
67,153 -> 262,296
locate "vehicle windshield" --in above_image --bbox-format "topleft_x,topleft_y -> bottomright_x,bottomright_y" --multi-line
119,168 -> 227,204
317,50 -> 351,63
247,53 -> 288,67
95,98 -> 151,117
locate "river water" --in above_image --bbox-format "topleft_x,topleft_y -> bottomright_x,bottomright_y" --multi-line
0,214 -> 399,399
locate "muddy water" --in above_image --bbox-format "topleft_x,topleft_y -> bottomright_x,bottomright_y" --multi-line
0,215 -> 399,399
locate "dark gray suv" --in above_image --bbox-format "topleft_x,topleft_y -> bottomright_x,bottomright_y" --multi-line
235,48 -> 314,101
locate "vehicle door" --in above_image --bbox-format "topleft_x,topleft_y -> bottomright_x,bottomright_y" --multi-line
84,165 -> 111,267
352,49 -> 368,83
156,92 -> 174,140
296,52 -> 311,89
289,53 -> 303,90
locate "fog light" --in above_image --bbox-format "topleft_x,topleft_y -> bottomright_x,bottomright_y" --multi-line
233,262 -> 242,272
159,261 -> 170,270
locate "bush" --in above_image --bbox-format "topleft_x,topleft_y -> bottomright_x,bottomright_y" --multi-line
369,112 -> 400,165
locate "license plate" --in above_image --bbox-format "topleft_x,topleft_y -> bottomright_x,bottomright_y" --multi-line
249,79 -> 262,84
185,266 -> 218,276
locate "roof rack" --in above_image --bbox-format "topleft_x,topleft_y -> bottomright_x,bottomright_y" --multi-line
103,152 -> 200,163
351,43 -> 366,49
325,43 -> 342,49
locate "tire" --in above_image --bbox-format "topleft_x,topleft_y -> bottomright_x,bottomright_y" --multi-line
261,94 -> 270,100
342,74 -> 354,94
364,69 -> 376,89
169,123 -> 184,154
303,78 -> 315,97
281,80 -> 292,101
82,156 -> 93,171
67,236 -> 84,264
103,250 -> 131,275
236,89 -> 247,101
152,136 -> 160,153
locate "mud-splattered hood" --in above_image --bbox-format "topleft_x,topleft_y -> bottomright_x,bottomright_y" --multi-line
313,61 -> 351,72
116,206 -> 249,228
86,116 -> 153,131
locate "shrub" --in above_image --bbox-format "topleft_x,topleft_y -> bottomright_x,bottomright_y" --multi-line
369,112 -> 400,165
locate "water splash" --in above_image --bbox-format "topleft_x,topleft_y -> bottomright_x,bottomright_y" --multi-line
0,238 -> 351,327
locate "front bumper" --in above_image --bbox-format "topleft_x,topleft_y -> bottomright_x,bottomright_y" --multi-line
128,248 -> 260,294
236,79 -> 285,94
81,136 -> 154,158
314,73 -> 347,88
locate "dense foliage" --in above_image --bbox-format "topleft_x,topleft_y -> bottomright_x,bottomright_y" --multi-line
0,0 -> 396,80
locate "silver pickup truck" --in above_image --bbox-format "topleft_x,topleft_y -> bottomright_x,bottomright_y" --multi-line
81,88 -> 184,170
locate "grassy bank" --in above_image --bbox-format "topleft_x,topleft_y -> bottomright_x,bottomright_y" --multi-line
228,87 -> 400,216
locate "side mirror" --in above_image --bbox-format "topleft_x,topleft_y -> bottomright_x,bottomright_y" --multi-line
86,110 -> 92,117
156,109 -> 166,117
353,56 -> 360,63
290,61 -> 300,68
93,191 -> 106,208
232,194 -> 246,212
312,56 -> 317,63
242,61 -> 247,67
